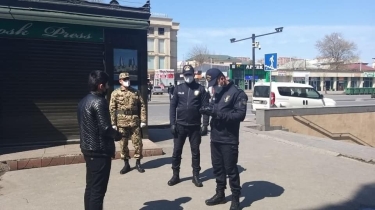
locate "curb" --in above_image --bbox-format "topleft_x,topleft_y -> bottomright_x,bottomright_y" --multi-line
2,148 -> 163,172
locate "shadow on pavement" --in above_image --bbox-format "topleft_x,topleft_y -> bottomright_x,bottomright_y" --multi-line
312,183 -> 375,210
142,157 -> 172,169
236,181 -> 285,209
148,128 -> 173,142
140,196 -> 192,210
180,165 -> 247,183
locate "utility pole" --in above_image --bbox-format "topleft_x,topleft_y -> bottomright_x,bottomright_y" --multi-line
230,27 -> 284,89
251,34 -> 256,89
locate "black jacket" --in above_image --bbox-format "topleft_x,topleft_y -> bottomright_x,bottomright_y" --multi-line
170,81 -> 209,126
77,92 -> 118,157
202,91 -> 211,126
210,82 -> 248,145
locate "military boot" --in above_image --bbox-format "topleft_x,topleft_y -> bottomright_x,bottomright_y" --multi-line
229,193 -> 240,210
120,160 -> 131,174
192,174 -> 203,187
167,170 -> 180,186
205,189 -> 226,206
135,159 -> 145,173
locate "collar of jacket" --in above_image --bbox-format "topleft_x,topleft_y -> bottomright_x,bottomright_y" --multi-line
90,91 -> 105,97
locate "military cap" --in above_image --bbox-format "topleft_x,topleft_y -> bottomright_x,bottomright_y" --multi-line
206,68 -> 224,87
182,65 -> 194,76
119,72 -> 130,79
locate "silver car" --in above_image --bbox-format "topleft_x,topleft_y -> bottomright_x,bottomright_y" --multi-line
152,86 -> 164,95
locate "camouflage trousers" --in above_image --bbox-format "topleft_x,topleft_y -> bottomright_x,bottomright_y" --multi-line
118,127 -> 143,160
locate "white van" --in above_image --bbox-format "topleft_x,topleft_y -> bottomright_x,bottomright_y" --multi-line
251,81 -> 336,113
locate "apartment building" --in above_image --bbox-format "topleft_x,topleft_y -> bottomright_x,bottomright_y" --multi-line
147,14 -> 179,78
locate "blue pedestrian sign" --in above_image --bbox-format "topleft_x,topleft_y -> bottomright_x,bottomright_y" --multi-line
264,53 -> 278,71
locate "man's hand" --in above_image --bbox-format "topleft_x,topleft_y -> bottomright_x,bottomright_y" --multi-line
140,123 -> 146,128
201,125 -> 208,136
199,104 -> 216,117
171,125 -> 177,136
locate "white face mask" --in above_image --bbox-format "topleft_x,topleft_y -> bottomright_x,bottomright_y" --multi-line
184,76 -> 194,83
122,80 -> 130,87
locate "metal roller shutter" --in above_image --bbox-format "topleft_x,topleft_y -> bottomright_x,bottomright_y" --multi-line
0,38 -> 104,146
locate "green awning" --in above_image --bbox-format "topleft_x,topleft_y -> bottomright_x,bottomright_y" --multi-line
1,6 -> 149,30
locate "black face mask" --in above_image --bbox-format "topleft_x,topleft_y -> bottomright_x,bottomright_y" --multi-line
213,86 -> 223,95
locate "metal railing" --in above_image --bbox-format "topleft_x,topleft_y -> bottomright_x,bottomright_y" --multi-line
292,115 -> 372,147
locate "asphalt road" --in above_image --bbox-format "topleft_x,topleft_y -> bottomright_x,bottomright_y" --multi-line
147,99 -> 255,125
147,94 -> 375,125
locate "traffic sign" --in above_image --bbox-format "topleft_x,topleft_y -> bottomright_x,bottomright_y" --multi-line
264,53 -> 278,71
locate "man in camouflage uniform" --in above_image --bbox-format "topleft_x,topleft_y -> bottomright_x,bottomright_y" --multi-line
110,72 -> 147,174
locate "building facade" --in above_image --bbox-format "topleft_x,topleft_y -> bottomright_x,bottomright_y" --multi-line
147,14 -> 179,79
0,0 -> 150,146
272,69 -> 375,91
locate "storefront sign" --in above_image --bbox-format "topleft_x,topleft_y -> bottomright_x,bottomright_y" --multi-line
244,75 -> 259,80
0,19 -> 103,42
293,71 -> 310,77
277,71 -> 287,76
231,64 -> 264,70
363,72 -> 375,77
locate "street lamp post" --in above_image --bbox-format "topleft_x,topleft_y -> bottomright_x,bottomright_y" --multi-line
230,27 -> 284,89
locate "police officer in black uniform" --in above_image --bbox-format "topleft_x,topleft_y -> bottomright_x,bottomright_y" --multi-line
169,65 -> 209,187
200,68 -> 248,210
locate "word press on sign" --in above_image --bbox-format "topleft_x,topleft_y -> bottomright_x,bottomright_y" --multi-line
264,53 -> 278,71
0,19 -> 104,42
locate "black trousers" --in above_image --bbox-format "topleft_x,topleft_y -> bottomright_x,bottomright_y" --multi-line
210,142 -> 241,195
172,124 -> 201,174
84,155 -> 112,210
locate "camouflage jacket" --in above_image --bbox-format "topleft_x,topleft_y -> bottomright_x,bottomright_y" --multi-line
109,86 -> 146,128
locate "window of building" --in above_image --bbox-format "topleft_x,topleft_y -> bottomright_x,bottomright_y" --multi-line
148,27 -> 154,34
158,28 -> 165,35
147,39 -> 154,52
336,77 -> 348,91
159,57 -> 165,69
363,77 -> 373,87
148,56 -> 155,69
351,77 -> 360,88
158,39 -> 165,53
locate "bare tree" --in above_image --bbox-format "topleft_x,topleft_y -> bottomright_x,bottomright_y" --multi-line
315,32 -> 358,70
187,45 -> 210,67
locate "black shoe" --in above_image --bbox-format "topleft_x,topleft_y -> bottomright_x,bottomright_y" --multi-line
135,159 -> 145,173
167,174 -> 180,186
229,194 -> 240,210
192,175 -> 203,187
120,160 -> 131,174
205,190 -> 226,206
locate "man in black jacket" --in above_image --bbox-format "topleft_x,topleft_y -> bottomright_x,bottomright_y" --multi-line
200,68 -> 248,210
168,65 -> 209,187
77,70 -> 122,210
